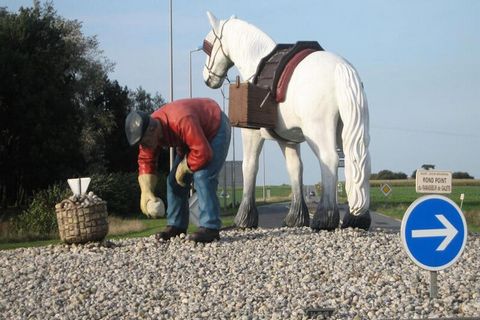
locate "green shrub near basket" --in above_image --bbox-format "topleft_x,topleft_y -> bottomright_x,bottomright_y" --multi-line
13,183 -> 70,239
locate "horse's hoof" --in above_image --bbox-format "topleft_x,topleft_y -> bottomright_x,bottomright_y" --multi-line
235,201 -> 259,229
284,207 -> 310,228
310,207 -> 339,231
341,210 -> 371,230
284,195 -> 310,227
233,220 -> 258,229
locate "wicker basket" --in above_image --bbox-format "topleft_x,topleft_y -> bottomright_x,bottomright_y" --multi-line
55,199 -> 109,244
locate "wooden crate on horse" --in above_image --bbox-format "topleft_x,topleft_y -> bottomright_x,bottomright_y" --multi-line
228,81 -> 277,129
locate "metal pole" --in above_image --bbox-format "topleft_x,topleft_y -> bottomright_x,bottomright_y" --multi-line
189,47 -> 202,99
188,47 -> 202,197
222,84 -> 227,212
263,146 -> 266,202
189,50 -> 192,98
430,271 -> 438,299
169,0 -> 174,170
232,127 -> 236,207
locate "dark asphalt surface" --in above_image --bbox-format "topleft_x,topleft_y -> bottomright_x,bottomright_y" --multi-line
258,200 -> 401,232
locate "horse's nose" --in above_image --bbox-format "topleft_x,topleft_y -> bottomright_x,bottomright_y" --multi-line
204,77 -> 212,88
205,76 -> 220,89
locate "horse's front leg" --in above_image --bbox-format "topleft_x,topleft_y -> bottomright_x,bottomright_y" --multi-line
278,142 -> 309,227
235,128 -> 264,228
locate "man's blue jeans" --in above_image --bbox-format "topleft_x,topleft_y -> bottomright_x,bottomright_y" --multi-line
166,113 -> 231,230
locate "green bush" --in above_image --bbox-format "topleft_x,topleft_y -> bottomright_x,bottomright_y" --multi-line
452,172 -> 474,179
90,172 -> 167,217
13,183 -> 70,239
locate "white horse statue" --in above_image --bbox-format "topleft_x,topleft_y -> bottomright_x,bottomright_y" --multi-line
202,12 -> 371,230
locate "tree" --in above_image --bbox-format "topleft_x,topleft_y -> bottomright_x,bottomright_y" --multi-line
411,170 -> 417,179
452,172 -> 474,179
0,3 -> 169,211
411,164 -> 436,178
130,87 -> 165,113
371,170 -> 407,180
0,3 -> 111,207
421,164 -> 435,170
84,81 -> 169,174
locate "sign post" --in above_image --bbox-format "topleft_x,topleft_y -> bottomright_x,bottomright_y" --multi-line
400,195 -> 467,298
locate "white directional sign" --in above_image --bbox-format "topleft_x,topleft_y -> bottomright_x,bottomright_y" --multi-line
401,195 -> 467,271
416,170 -> 452,194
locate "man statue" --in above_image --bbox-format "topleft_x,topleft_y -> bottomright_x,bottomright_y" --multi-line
125,98 -> 231,243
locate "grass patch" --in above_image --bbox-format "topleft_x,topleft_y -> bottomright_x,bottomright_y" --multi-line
0,214 -> 237,250
0,219 -> 57,244
368,182 -> 480,233
107,216 -> 146,236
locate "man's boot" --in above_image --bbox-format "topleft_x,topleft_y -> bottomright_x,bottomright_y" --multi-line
188,227 -> 220,243
155,226 -> 187,241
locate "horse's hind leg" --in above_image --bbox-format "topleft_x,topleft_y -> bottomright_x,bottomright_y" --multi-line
278,142 -> 309,227
304,121 -> 340,230
235,128 -> 264,228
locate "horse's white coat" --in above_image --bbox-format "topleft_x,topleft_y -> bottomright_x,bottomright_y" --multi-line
203,12 -> 371,228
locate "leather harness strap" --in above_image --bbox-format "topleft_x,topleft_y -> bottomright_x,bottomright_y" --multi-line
276,48 -> 317,102
254,41 -> 323,103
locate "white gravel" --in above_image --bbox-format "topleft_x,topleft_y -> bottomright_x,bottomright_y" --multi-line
1,228 -> 479,319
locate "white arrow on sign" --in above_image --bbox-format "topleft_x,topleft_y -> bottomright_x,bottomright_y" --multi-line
411,214 -> 458,251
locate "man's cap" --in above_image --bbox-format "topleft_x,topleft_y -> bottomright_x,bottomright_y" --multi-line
125,110 -> 151,146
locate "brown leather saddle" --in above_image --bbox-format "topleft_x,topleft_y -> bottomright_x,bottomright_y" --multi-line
253,41 -> 323,102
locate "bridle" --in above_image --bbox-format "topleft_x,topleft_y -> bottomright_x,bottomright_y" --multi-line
203,19 -> 232,83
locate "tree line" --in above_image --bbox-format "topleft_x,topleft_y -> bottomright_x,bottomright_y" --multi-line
0,3 -> 168,210
371,169 -> 474,180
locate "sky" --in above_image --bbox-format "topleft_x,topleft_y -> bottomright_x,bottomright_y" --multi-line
4,0 -> 480,185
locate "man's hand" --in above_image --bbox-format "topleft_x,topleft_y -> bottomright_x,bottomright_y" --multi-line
175,157 -> 193,187
138,174 -> 158,216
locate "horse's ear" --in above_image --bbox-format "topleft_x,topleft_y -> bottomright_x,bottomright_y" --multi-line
229,14 -> 237,20
207,11 -> 220,34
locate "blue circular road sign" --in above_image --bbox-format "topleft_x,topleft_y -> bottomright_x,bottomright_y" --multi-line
401,195 -> 467,271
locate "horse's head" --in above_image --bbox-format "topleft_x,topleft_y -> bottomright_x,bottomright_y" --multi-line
202,12 -> 234,89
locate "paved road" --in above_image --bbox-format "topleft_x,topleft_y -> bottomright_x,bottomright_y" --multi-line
258,201 -> 401,232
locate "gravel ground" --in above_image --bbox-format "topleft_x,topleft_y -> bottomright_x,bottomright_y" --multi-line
0,228 -> 479,319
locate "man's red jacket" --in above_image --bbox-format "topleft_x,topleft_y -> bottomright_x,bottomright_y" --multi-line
138,98 -> 222,174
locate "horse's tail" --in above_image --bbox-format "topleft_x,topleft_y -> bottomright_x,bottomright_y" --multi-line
334,62 -> 371,215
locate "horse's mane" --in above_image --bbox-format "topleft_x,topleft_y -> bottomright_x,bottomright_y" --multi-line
228,18 -> 275,46
222,18 -> 276,80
